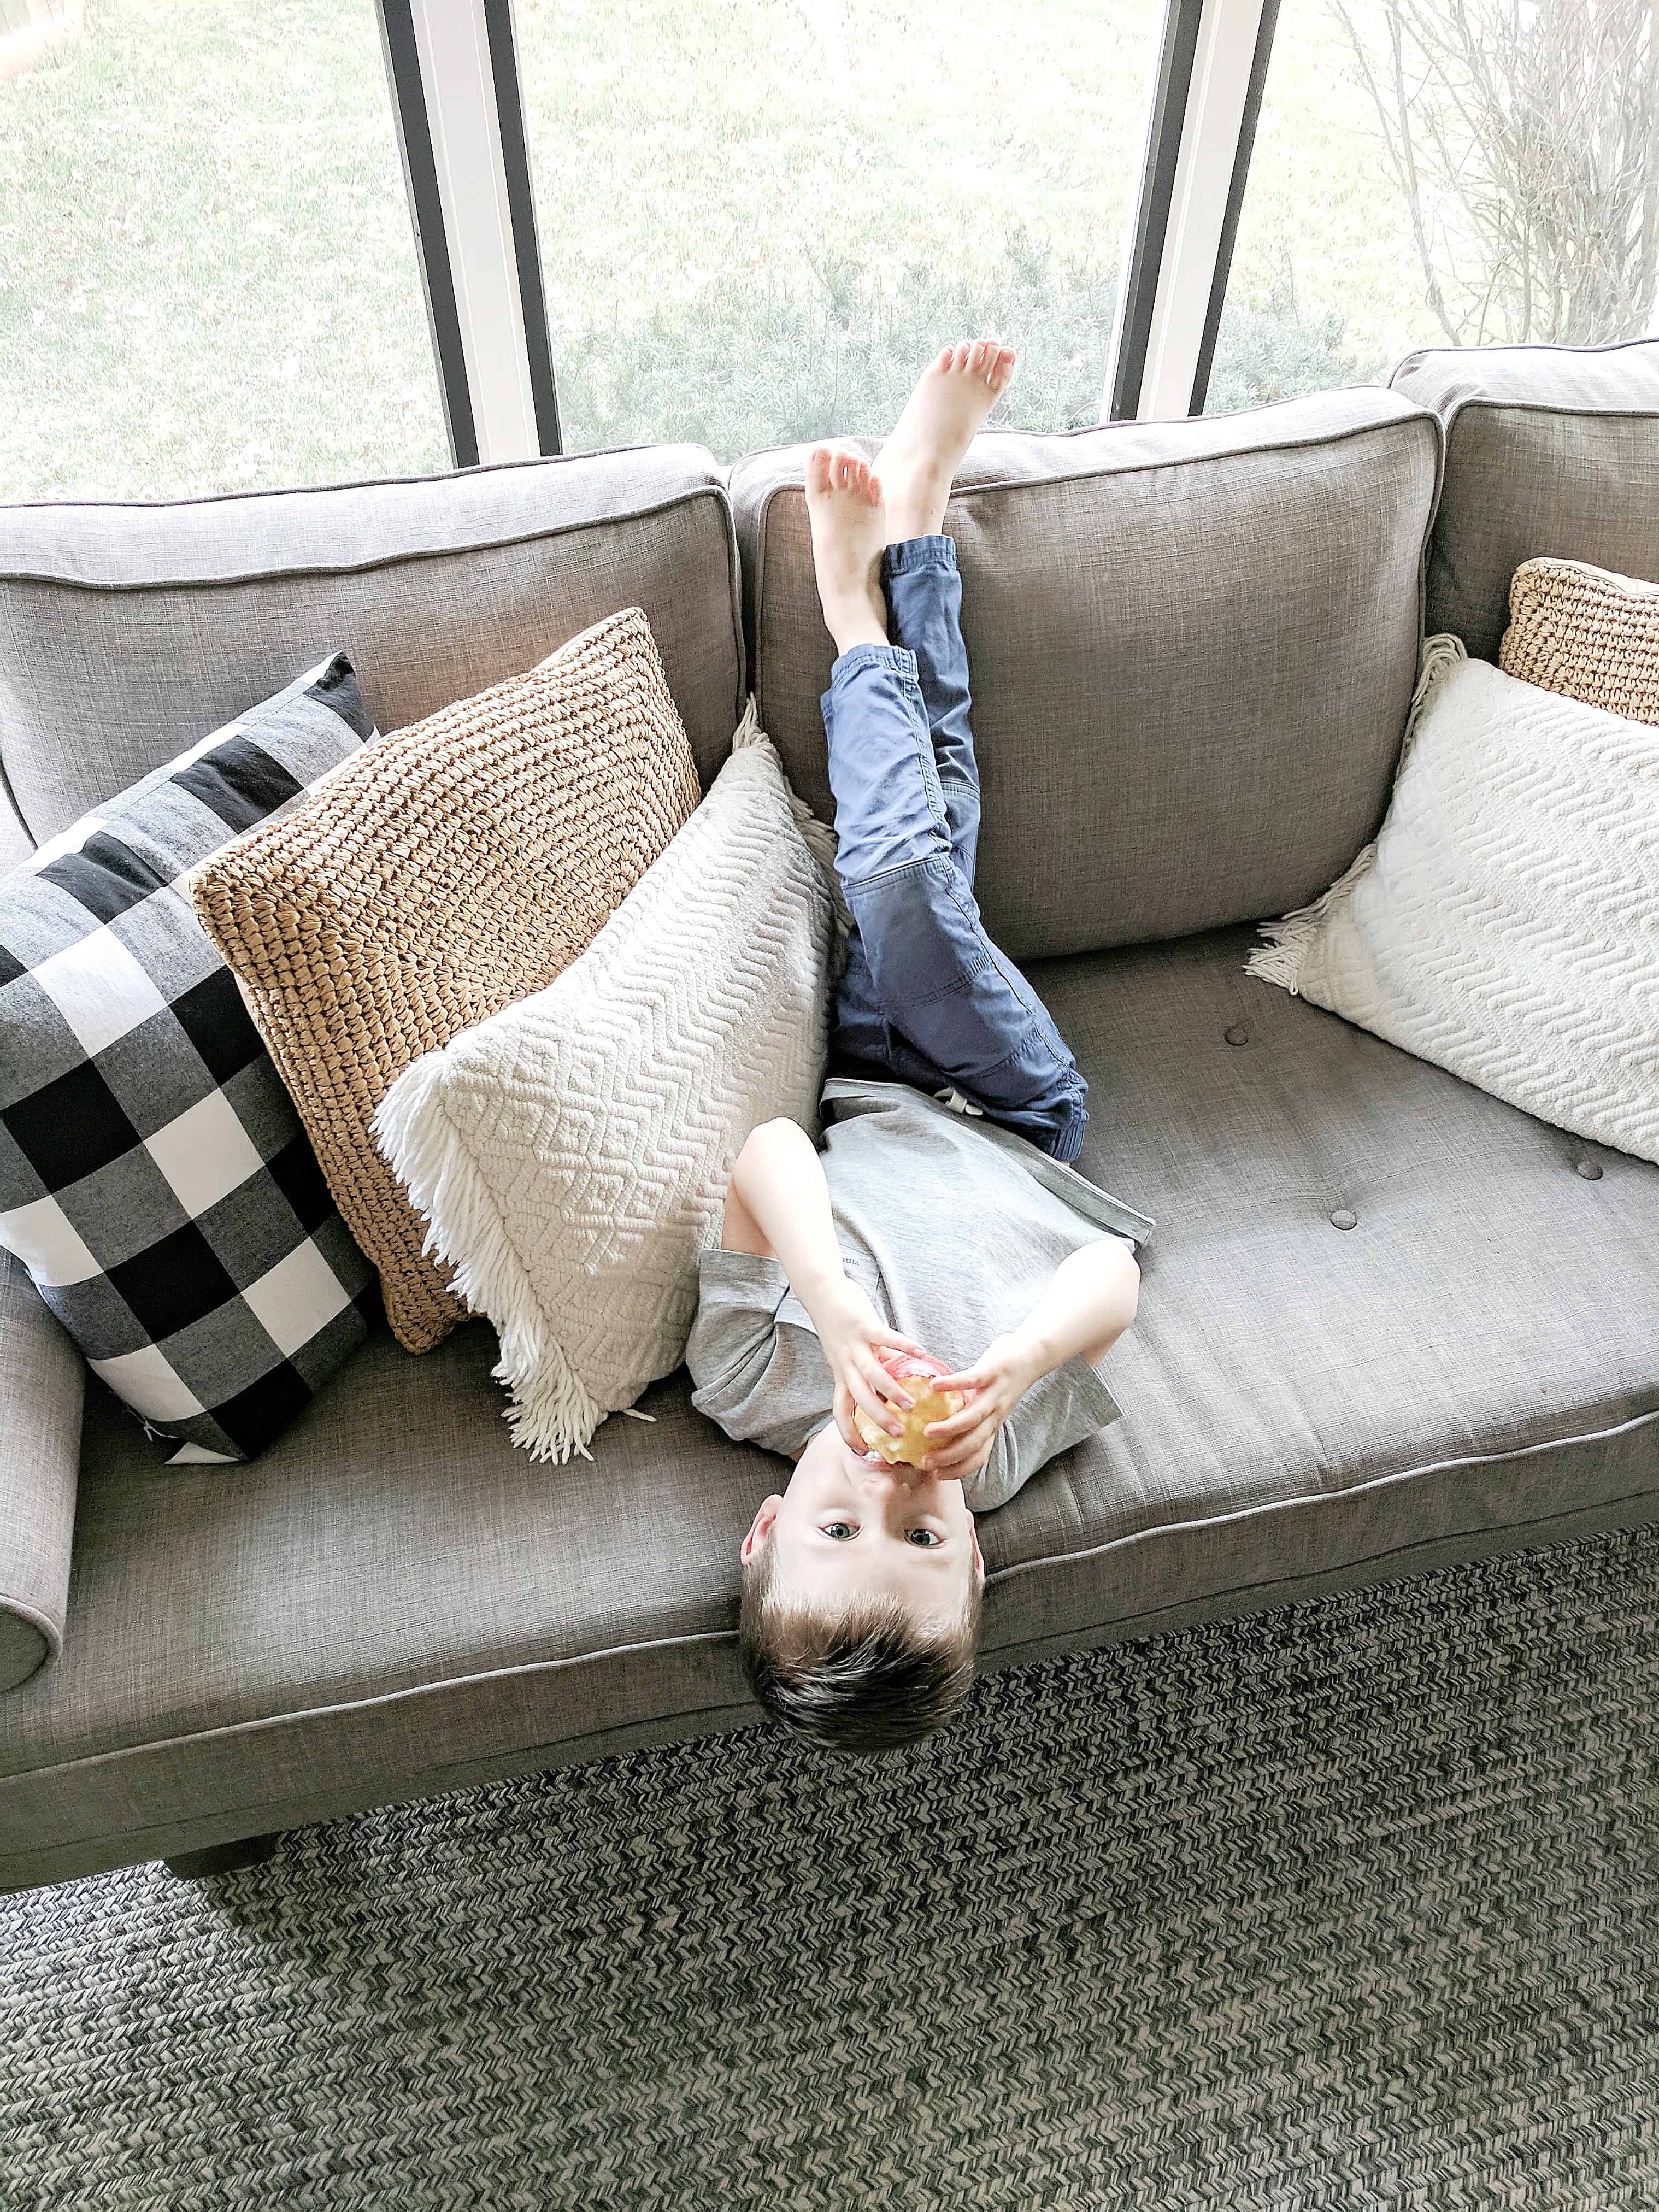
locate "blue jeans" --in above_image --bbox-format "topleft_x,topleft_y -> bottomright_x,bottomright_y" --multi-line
822,535 -> 1090,1163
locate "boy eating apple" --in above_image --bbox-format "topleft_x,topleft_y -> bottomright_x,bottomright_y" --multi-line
686,342 -> 1148,1754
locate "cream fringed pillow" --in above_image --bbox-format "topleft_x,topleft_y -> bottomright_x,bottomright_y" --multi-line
1500,558 -> 1659,725
192,610 -> 702,1352
372,712 -> 836,1462
1249,637 -> 1659,1166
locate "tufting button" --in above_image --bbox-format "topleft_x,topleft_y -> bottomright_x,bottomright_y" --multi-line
1329,1208 -> 1357,1231
1224,1023 -> 1249,1047
1576,1157 -> 1603,1181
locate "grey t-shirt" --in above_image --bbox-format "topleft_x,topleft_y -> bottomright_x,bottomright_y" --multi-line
685,1078 -> 1154,1511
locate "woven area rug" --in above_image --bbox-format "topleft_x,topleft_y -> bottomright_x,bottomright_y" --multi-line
5,1528 -> 1657,2211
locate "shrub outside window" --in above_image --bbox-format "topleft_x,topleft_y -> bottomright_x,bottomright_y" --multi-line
0,0 -> 449,502
1206,0 -> 1659,414
513,0 -> 1167,457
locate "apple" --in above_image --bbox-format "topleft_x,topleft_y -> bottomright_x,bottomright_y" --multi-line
850,1347 -> 966,1471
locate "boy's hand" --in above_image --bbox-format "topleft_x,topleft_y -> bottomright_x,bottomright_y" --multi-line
811,1281 -> 926,1454
923,1334 -> 1041,1479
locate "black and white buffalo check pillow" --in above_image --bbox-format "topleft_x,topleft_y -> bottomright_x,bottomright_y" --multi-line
0,656 -> 379,1463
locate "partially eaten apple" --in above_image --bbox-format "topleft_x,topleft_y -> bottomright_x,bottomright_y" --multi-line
851,1348 -> 966,1471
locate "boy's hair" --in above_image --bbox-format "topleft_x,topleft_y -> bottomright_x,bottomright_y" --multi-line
738,1538 -> 981,1755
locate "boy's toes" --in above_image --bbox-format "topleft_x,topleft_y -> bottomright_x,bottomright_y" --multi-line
807,445 -> 834,496
863,468 -> 883,507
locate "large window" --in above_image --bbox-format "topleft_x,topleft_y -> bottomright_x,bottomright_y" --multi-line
0,0 -> 449,501
7,0 -> 1651,498
515,0 -> 1166,457
1205,0 -> 1659,413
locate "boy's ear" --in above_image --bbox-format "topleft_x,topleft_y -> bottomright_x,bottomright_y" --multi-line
742,1497 -> 783,1563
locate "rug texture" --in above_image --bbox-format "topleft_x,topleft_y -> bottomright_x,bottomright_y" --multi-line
3,1527 -> 1656,2211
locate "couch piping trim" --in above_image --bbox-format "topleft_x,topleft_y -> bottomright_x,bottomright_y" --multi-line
5,1475 -> 1657,1873
0,481 -> 740,603
743,407 -> 1438,516
747,409 -> 1444,756
0,1589 -> 58,1663
992,1401 -> 1659,1585
0,438 -> 717,517
729,386 -> 1428,473
3,1401 -> 1656,1795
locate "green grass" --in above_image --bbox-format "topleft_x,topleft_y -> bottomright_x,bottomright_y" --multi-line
0,0 -> 1483,501
514,0 -> 1154,450
0,0 -> 448,499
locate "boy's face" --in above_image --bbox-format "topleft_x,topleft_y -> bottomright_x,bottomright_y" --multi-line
742,1421 -> 984,1622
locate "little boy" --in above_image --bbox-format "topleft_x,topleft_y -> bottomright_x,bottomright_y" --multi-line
686,342 -> 1150,1754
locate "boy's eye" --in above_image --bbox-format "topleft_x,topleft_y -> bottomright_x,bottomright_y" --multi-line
822,1521 -> 856,1540
906,1528 -> 942,1548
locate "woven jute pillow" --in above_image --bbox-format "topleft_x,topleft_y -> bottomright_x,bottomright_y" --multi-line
191,609 -> 702,1353
1499,558 -> 1659,725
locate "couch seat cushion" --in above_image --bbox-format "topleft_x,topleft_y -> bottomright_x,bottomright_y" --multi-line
4,927 -> 1657,1884
1011,927 -> 1659,1615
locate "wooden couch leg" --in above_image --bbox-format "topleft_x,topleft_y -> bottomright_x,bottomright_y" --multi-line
162,1832 -> 279,1878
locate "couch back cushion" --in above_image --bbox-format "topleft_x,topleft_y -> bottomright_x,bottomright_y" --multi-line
1392,338 -> 1659,665
0,447 -> 744,843
730,389 -> 1440,961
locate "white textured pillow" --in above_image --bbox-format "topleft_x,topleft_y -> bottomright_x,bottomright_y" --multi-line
373,713 -> 836,1461
1249,638 -> 1659,1164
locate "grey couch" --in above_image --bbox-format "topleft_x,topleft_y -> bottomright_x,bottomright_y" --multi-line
3,339 -> 1657,1894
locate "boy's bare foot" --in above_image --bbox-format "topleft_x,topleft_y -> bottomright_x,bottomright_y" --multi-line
804,443 -> 890,656
878,340 -> 1016,543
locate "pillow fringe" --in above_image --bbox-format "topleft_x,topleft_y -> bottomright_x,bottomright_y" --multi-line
1247,633 -> 1467,995
373,1065 -> 604,1464
374,699 -> 832,1464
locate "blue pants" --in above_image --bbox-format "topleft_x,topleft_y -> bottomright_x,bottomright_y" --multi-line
822,535 -> 1089,1163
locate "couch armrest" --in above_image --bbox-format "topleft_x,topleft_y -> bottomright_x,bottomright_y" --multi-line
0,1249 -> 83,1692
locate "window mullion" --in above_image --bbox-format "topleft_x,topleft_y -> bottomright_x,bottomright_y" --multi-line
378,0 -> 557,468
1105,0 -> 1280,422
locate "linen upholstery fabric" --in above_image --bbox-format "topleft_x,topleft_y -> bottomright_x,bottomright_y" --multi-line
374,727 -> 834,1460
0,1249 -> 81,1692
1250,645 -> 1659,1167
1499,558 -> 1659,724
1392,339 -> 1659,664
0,660 -> 378,1462
193,611 -> 703,1355
7,925 -> 1657,1886
0,445 -> 743,842
0,801 -> 74,1692
730,389 -> 1440,961
0,782 -> 29,879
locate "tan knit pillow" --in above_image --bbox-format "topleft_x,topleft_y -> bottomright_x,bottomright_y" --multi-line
1499,558 -> 1659,725
191,608 -> 702,1352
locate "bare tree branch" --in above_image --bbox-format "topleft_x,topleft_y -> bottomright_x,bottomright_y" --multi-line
1326,0 -> 1658,345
